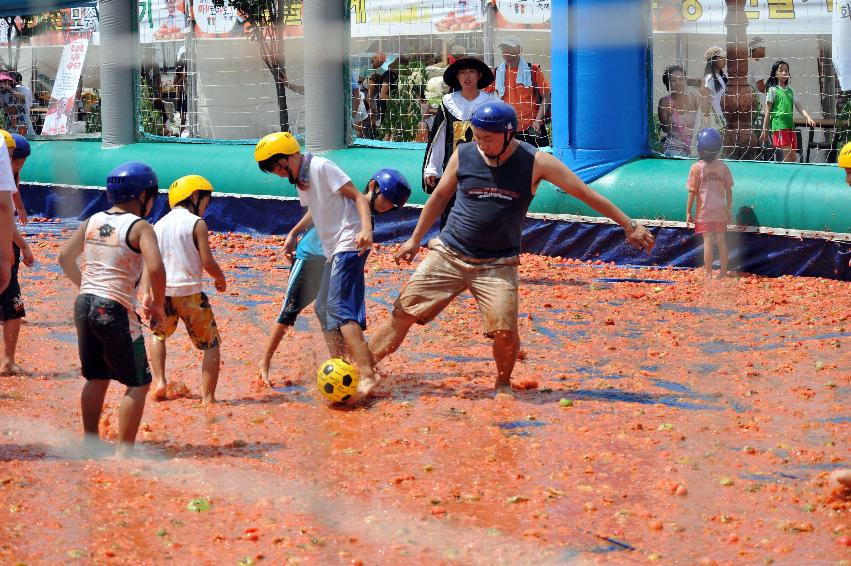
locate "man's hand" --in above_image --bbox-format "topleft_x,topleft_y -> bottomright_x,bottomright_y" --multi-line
20,244 -> 33,267
424,175 -> 438,191
393,238 -> 421,265
626,223 -> 655,253
355,229 -> 373,255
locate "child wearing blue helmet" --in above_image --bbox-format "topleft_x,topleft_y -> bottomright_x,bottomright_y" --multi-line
0,132 -> 34,376
59,162 -> 167,457
686,128 -> 733,278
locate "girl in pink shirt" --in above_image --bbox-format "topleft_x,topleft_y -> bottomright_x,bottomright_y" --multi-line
686,128 -> 733,278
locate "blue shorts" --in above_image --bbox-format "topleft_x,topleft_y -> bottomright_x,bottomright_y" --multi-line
276,256 -> 326,326
314,251 -> 369,332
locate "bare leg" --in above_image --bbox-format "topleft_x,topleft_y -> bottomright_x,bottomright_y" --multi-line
0,318 -> 27,375
148,338 -> 167,401
368,308 -> 417,364
492,330 -> 520,395
200,346 -> 220,404
258,322 -> 289,386
322,329 -> 346,359
81,379 -> 110,438
339,321 -> 378,400
783,148 -> 797,163
702,233 -> 715,279
115,384 -> 150,458
717,232 -> 729,277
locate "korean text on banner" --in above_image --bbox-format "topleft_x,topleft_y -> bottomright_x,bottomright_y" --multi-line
653,0 -> 833,35
351,0 -> 484,37
834,3 -> 851,90
41,38 -> 88,136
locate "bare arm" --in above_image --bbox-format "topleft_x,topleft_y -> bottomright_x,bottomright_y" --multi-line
130,221 -> 166,328
394,153 -> 459,264
194,218 -> 225,292
337,181 -> 373,254
725,185 -> 733,223
760,100 -> 772,141
536,152 -> 654,252
11,191 -> 26,225
283,211 -> 313,261
58,221 -> 87,287
11,221 -> 32,267
657,97 -> 672,135
794,99 -> 816,127
686,191 -> 696,225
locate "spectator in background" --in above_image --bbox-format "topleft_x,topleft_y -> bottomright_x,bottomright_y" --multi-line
658,65 -> 706,157
0,73 -> 33,136
487,36 -> 551,147
748,37 -> 767,94
352,69 -> 370,138
142,47 -> 162,97
703,46 -> 728,128
6,72 -> 33,136
173,47 -> 188,129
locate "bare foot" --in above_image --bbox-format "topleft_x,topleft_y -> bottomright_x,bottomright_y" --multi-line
81,434 -> 112,459
256,364 -> 272,387
201,396 -> 217,405
151,379 -> 167,401
0,362 -> 30,376
829,469 -> 851,500
350,373 -> 381,404
115,442 -> 137,459
494,383 -> 515,398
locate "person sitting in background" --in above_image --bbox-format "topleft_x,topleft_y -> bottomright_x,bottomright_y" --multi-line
658,65 -> 706,157
6,72 -> 33,136
0,72 -> 33,136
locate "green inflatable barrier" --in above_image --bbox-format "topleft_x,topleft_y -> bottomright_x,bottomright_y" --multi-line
20,140 -> 851,235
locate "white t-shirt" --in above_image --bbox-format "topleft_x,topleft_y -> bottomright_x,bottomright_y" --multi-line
297,156 -> 360,258
704,73 -> 727,121
424,90 -> 494,178
0,146 -> 16,193
748,59 -> 766,92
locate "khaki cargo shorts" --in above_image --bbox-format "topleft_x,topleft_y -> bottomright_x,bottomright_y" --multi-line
394,238 -> 519,335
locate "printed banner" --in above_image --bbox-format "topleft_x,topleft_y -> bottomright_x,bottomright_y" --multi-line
351,0 -> 485,37
41,37 -> 88,135
139,0 -> 188,42
653,0 -> 834,34
493,0 -> 551,30
833,1 -> 851,89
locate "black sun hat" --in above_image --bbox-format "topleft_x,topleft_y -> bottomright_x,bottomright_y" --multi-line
443,57 -> 494,92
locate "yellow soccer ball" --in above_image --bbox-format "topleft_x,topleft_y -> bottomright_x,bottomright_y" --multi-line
316,358 -> 359,403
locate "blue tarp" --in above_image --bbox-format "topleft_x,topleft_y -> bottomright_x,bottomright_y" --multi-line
23,184 -> 851,281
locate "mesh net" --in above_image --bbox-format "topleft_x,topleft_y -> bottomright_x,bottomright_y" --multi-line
0,8 -> 100,137
651,0 -> 844,163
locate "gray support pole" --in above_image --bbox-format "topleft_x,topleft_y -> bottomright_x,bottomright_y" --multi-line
303,0 -> 348,152
99,0 -> 136,147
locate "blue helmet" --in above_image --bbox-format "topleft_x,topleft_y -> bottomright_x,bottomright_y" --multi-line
697,128 -> 723,160
372,168 -> 411,208
106,162 -> 159,204
471,100 -> 518,134
10,134 -> 29,159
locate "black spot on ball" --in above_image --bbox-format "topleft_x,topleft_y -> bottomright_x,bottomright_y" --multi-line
341,394 -> 351,401
324,383 -> 334,394
323,364 -> 334,375
342,374 -> 352,387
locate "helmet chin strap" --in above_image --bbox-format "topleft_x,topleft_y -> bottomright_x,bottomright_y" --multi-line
484,132 -> 515,165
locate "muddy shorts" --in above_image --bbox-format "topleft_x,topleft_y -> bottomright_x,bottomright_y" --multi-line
0,244 -> 25,321
315,251 -> 369,332
73,294 -> 151,387
277,256 -> 326,326
154,292 -> 220,350
394,238 -> 519,335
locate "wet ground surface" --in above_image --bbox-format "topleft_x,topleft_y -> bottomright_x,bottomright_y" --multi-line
0,221 -> 849,565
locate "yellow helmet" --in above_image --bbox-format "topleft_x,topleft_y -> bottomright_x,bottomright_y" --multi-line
168,174 -> 213,208
254,132 -> 300,162
0,129 -> 15,150
838,142 -> 851,168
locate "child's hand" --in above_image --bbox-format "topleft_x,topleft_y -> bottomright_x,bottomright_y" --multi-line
17,212 -> 27,225
686,212 -> 694,226
355,229 -> 373,255
726,209 -> 733,223
146,303 -> 165,333
283,233 -> 297,262
806,117 -> 816,128
214,274 -> 226,293
21,245 -> 34,267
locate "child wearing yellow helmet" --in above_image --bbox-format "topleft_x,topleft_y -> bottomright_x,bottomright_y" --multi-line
0,130 -> 34,376
147,174 -> 226,403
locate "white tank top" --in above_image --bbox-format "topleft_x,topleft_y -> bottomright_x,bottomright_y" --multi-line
154,207 -> 204,297
79,211 -> 144,311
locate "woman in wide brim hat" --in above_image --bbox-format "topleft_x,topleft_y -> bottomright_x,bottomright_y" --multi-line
423,56 -> 496,228
442,57 -> 495,91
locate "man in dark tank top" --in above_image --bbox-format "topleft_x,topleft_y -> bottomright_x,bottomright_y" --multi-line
358,101 -> 655,402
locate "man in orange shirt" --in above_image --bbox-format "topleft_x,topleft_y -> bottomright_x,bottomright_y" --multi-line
488,36 -> 551,147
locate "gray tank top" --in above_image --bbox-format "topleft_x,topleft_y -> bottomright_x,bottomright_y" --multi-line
441,141 -> 536,258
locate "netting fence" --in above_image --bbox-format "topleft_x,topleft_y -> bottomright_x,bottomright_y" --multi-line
651,0 -> 847,163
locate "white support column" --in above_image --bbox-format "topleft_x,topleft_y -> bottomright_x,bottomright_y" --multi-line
99,0 -> 136,147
